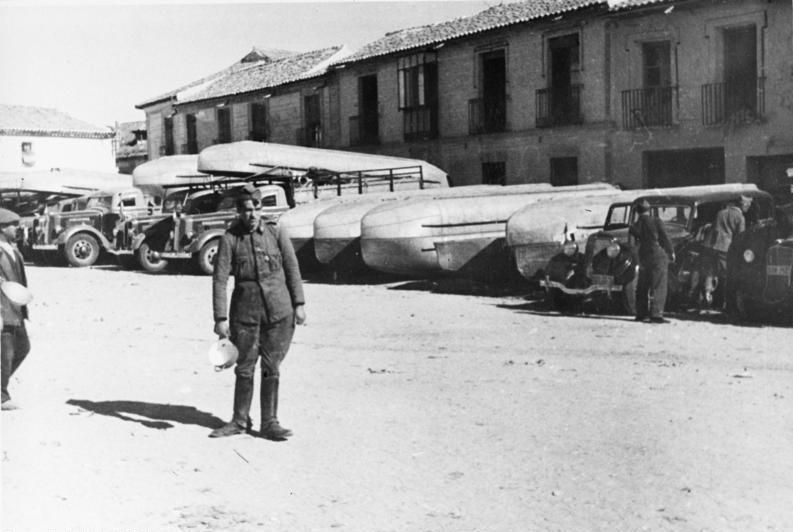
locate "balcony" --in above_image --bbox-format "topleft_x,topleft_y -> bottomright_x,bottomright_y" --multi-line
701,77 -> 765,127
621,86 -> 678,129
403,106 -> 438,142
349,115 -> 379,146
469,98 -> 506,135
536,85 -> 583,128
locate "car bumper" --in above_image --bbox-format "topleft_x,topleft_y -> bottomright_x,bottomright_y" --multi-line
539,275 -> 624,295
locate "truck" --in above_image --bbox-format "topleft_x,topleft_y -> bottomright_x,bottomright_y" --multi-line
29,187 -> 160,267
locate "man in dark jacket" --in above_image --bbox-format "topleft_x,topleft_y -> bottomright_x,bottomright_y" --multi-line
0,208 -> 31,411
210,185 -> 306,440
629,200 -> 676,323
702,195 -> 751,304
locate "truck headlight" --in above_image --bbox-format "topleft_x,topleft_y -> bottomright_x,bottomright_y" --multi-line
743,249 -> 755,263
562,241 -> 578,256
606,242 -> 620,259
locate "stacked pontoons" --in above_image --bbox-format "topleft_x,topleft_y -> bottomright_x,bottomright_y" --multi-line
312,185 -> 523,273
360,183 -> 618,277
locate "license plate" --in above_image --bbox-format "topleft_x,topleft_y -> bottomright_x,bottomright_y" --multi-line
766,265 -> 792,277
591,274 -> 615,286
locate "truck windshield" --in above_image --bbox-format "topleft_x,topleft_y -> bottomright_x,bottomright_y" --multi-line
652,204 -> 691,227
604,203 -> 632,229
85,195 -> 113,209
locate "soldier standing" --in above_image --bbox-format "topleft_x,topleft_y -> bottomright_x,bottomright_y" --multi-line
210,184 -> 306,440
0,208 -> 31,411
629,200 -> 675,323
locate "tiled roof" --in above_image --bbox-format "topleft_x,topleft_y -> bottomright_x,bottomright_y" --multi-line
136,58 -> 265,108
177,46 -> 346,104
335,0 -> 606,65
0,104 -> 114,138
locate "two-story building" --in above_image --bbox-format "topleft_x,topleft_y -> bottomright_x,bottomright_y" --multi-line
135,0 -> 792,199
0,104 -> 117,173
331,0 -> 792,194
135,46 -> 349,160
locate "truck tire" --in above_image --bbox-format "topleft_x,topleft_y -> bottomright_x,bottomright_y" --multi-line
195,239 -> 219,275
138,242 -> 168,273
64,233 -> 100,267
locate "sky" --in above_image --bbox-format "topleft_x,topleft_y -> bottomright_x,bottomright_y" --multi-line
0,0 -> 495,129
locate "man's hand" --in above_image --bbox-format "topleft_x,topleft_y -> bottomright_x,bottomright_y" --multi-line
294,304 -> 307,326
214,319 -> 230,339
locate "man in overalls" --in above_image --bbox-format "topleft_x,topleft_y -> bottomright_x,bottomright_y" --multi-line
211,185 -> 306,440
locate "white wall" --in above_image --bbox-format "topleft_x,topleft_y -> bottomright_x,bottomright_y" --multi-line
0,134 -> 118,172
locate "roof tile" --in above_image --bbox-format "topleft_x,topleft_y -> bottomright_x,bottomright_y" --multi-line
0,104 -> 113,138
336,0 -> 606,65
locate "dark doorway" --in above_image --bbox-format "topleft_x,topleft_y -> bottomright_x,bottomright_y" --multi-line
746,154 -> 793,205
303,94 -> 321,147
163,115 -> 174,155
481,50 -> 506,132
358,74 -> 379,144
482,161 -> 506,186
186,113 -> 198,154
724,25 -> 757,116
250,102 -> 268,142
550,157 -> 578,187
644,148 -> 725,188
548,34 -> 581,125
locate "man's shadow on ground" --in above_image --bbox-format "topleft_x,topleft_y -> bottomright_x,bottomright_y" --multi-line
66,399 -> 225,430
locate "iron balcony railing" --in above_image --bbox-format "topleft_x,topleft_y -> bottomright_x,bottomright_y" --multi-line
468,98 -> 506,135
403,105 -> 438,141
621,86 -> 678,129
349,115 -> 380,146
701,77 -> 765,126
536,84 -> 583,128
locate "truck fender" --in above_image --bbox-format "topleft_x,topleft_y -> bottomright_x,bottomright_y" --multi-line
56,225 -> 113,249
188,229 -> 226,254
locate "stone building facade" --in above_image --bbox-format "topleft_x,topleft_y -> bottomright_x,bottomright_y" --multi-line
136,0 -> 793,198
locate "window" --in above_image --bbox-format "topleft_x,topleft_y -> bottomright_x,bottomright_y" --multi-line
537,33 -> 582,127
21,141 -> 35,167
643,41 -> 671,88
482,161 -> 506,186
550,157 -> 578,186
398,53 -> 438,140
186,114 -> 198,154
217,107 -> 232,144
250,102 -> 268,141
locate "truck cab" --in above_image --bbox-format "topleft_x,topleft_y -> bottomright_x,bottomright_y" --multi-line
31,187 -> 159,267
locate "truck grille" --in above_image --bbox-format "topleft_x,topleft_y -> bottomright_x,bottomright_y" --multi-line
762,245 -> 793,302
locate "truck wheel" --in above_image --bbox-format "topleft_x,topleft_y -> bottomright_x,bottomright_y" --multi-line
195,240 -> 219,275
64,233 -> 100,267
138,242 -> 168,273
726,287 -> 753,323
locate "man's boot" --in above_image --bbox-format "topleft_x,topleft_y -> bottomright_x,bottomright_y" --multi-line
260,375 -> 292,441
209,376 -> 254,438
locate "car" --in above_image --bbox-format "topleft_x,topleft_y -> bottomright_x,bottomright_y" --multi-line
133,181 -> 290,274
540,184 -> 775,314
29,187 -> 160,267
725,205 -> 793,322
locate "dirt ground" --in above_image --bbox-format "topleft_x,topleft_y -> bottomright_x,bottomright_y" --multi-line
2,264 -> 792,532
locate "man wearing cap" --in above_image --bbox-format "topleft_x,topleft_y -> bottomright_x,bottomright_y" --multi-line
702,195 -> 752,305
210,184 -> 306,440
629,199 -> 675,323
0,208 -> 31,411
